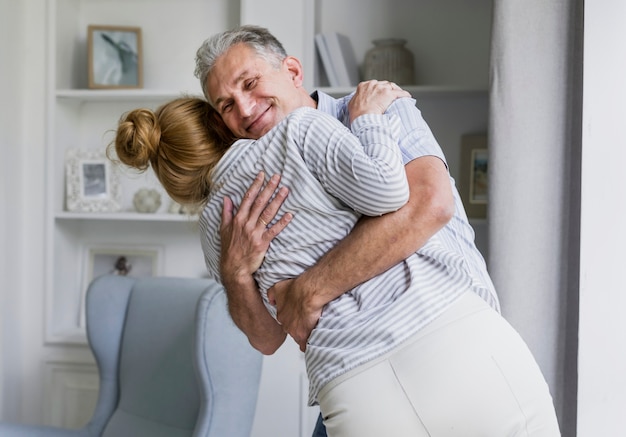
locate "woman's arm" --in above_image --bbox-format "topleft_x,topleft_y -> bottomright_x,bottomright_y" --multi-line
291,107 -> 409,216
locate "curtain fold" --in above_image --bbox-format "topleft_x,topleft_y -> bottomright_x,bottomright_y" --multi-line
488,1 -> 581,434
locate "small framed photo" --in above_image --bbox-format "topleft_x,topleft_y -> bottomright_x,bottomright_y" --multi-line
79,244 -> 163,326
65,148 -> 122,213
459,134 -> 488,219
88,25 -> 143,89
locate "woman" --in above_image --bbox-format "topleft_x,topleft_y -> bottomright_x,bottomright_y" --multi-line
111,94 -> 409,322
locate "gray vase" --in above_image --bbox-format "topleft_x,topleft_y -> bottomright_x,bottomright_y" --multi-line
363,38 -> 415,85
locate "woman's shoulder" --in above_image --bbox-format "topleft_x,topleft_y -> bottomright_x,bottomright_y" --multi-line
210,139 -> 253,180
278,106 -> 318,125
282,106 -> 342,130
220,138 -> 253,161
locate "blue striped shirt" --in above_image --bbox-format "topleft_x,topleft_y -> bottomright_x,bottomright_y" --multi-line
200,95 -> 499,406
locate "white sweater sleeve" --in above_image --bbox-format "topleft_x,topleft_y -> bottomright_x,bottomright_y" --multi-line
289,107 -> 409,216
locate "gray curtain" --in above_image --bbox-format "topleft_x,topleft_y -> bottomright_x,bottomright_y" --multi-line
488,1 -> 582,435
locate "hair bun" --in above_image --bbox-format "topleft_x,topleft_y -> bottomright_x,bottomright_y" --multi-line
114,108 -> 161,170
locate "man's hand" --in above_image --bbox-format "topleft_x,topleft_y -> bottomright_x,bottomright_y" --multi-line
268,279 -> 323,352
348,80 -> 411,122
219,171 -> 293,355
219,172 -> 292,283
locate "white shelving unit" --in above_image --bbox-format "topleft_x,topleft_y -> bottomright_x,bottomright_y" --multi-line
42,0 -> 492,434
45,0 -> 235,345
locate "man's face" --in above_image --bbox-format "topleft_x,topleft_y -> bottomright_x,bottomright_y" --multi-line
207,43 -> 301,140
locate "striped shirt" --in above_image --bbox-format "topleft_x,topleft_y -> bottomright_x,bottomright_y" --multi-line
200,96 -> 499,406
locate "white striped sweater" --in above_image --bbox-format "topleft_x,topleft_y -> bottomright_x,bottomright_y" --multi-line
199,97 -> 499,406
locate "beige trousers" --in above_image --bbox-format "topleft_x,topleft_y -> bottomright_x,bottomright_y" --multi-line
318,292 -> 561,437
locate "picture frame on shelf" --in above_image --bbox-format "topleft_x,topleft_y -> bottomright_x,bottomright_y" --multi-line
459,133 -> 488,219
78,244 -> 163,327
88,24 -> 143,89
65,148 -> 122,213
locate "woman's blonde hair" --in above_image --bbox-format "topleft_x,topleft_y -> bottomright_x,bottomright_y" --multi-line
109,97 -> 235,207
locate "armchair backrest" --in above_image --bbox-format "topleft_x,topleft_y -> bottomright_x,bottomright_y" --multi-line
193,283 -> 263,437
84,275 -> 262,437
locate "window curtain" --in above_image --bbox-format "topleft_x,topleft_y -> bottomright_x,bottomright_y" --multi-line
488,1 -> 582,435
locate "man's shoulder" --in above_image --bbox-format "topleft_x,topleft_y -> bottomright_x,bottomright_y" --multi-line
314,90 -> 353,126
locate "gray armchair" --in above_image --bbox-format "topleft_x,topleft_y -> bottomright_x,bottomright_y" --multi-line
0,275 -> 262,437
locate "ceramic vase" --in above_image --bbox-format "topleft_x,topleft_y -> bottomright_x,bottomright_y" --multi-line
363,38 -> 415,85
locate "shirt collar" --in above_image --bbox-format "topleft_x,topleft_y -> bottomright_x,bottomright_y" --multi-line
311,90 -> 339,118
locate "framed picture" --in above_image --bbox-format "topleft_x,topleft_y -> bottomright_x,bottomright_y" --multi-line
88,25 -> 143,89
65,148 -> 122,213
78,244 -> 163,326
459,133 -> 488,219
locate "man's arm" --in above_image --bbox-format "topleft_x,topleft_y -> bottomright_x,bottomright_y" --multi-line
270,155 -> 455,350
219,172 -> 291,354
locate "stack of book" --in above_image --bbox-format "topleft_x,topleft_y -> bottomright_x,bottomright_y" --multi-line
314,32 -> 360,87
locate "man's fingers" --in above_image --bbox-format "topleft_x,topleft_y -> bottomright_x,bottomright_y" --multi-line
220,196 -> 234,229
257,185 -> 290,230
239,171 -> 267,216
235,172 -> 289,232
263,210 -> 293,240
250,174 -> 281,222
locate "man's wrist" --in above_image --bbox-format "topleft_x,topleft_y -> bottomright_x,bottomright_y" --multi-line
220,264 -> 255,294
292,270 -> 328,313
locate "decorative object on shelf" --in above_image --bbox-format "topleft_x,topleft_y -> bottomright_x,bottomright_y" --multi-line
65,148 -> 122,213
168,200 -> 201,216
314,32 -> 360,87
88,24 -> 143,89
168,200 -> 184,214
363,38 -> 415,85
133,188 -> 162,213
79,244 -> 163,327
459,133 -> 488,219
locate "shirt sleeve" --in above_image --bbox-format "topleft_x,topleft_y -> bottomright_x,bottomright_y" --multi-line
384,97 -> 448,167
288,107 -> 409,216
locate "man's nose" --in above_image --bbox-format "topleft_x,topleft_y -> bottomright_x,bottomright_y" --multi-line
234,95 -> 254,118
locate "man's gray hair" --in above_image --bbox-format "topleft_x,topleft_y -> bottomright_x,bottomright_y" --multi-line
194,25 -> 288,105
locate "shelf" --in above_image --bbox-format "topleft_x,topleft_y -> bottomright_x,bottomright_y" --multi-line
319,85 -> 488,98
48,328 -> 87,346
54,211 -> 198,222
55,86 -> 488,103
56,89 -> 202,102
469,218 -> 488,226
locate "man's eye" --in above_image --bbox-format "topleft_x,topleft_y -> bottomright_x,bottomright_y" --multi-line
221,103 -> 233,113
245,79 -> 257,89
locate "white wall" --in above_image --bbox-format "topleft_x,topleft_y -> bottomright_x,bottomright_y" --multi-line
0,0 -> 48,422
0,0 -> 23,419
577,0 -> 626,434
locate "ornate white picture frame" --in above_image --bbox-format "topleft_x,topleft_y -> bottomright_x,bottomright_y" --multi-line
65,148 -> 122,213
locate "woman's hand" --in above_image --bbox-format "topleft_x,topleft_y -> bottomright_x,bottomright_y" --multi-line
348,80 -> 411,123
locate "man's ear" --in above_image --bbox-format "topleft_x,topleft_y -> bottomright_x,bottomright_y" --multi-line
284,56 -> 304,87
